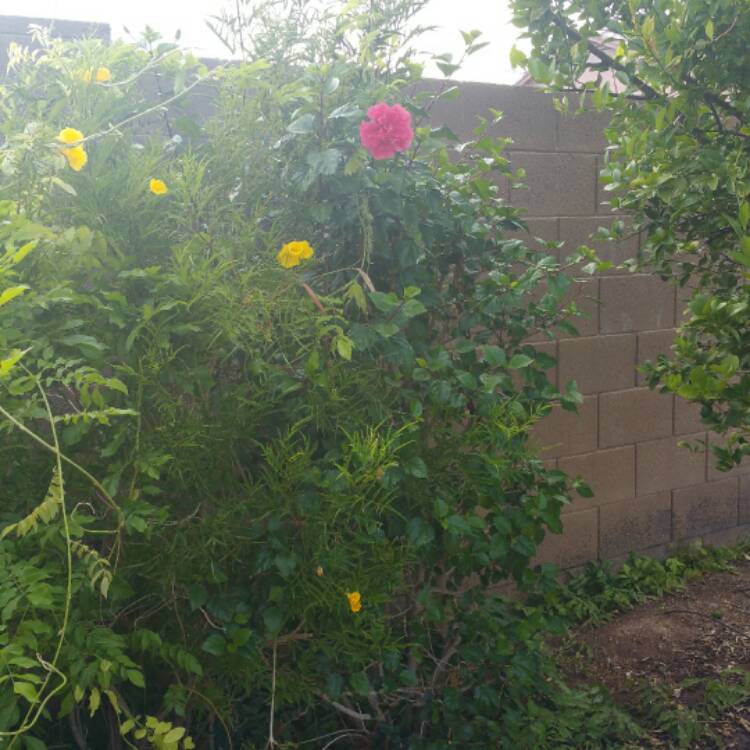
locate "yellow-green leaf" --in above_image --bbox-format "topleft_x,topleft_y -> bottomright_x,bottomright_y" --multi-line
11,240 -> 37,264
0,285 -> 28,308
164,727 -> 186,742
0,348 -> 29,378
89,687 -> 101,716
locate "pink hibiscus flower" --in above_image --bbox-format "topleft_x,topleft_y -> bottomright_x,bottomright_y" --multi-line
359,102 -> 414,160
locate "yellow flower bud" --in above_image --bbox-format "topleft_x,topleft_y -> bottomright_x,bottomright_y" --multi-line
345,591 -> 362,613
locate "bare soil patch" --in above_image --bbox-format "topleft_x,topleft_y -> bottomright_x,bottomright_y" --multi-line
562,559 -> 750,748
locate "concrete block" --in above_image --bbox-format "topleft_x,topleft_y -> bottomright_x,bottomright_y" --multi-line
699,524 -> 750,548
564,277 -> 600,337
535,508 -> 599,568
510,152 -> 598,217
707,433 -> 750,481
673,478 -> 739,540
531,395 -> 598,458
558,333 -> 636,395
674,397 -> 706,435
424,82 -> 558,150
600,491 -> 672,559
558,216 -> 639,272
636,434 -> 707,496
600,275 -> 675,334
559,445 -> 635,513
557,99 -> 611,153
637,329 -> 676,386
608,542 -> 670,571
600,387 -> 673,447
503,218 -> 559,246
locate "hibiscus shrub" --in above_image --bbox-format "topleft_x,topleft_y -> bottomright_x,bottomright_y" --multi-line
0,3 -> 601,748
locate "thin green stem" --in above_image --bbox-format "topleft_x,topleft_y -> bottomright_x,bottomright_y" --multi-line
2,376 -> 71,745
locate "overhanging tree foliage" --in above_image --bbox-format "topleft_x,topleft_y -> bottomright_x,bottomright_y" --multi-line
510,0 -> 750,468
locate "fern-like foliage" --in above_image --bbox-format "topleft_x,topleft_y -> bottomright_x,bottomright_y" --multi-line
1,466 -> 63,539
71,540 -> 112,598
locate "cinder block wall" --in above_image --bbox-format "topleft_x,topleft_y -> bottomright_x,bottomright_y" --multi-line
0,15 -> 108,71
3,18 -> 749,568
430,82 -> 750,568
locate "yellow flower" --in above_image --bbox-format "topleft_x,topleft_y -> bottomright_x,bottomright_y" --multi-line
346,591 -> 362,613
149,178 -> 168,195
57,127 -> 84,145
276,240 -> 315,269
95,67 -> 112,83
62,145 -> 88,171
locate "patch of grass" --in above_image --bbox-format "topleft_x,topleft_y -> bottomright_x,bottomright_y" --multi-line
539,538 -> 750,629
629,669 -> 750,749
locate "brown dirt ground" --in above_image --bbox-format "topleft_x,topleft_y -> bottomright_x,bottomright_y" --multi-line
561,558 -> 750,748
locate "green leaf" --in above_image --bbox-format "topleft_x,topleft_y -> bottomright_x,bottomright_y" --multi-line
436,61 -> 460,77
739,202 -> 750,231
22,737 -> 46,750
350,671 -> 371,696
328,102 -> 360,119
705,19 -> 714,39
127,669 -> 145,688
14,682 -> 38,704
509,45 -> 527,68
335,335 -> 353,361
287,113 -> 316,134
201,634 -> 226,656
49,175 -> 77,196
306,148 -> 341,177
508,354 -> 534,369
404,456 -> 428,478
369,291 -> 399,313
482,345 -> 507,367
407,517 -> 435,547
263,606 -> 284,636
59,334 -> 106,351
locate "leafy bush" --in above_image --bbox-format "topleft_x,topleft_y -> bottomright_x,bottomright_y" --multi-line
0,4 -> 596,747
510,0 -> 750,469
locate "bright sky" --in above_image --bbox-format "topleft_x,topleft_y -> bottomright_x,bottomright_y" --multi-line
0,0 -> 521,84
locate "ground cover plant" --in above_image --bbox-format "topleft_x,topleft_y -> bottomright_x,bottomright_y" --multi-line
0,2 -> 614,748
510,0 -> 750,470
